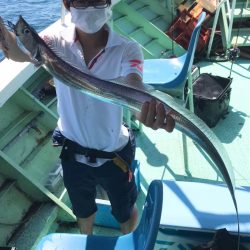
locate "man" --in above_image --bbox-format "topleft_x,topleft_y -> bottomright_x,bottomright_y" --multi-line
0,0 -> 175,235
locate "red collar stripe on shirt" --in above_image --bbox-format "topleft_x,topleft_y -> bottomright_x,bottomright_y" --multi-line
88,49 -> 106,70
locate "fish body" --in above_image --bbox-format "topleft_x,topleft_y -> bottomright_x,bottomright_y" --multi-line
12,16 -> 239,231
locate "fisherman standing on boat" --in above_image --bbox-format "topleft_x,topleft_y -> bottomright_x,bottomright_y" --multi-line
0,0 -> 175,235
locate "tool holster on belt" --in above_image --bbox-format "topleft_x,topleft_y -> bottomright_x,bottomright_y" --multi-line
112,125 -> 136,182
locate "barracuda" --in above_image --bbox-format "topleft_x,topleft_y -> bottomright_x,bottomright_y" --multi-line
3,15 -> 239,240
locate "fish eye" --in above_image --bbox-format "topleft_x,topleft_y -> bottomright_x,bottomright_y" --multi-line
23,28 -> 30,34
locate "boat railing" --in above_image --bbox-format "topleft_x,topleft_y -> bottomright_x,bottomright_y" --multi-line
207,0 -> 237,58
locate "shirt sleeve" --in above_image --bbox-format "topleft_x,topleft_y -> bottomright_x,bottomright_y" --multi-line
121,41 -> 144,79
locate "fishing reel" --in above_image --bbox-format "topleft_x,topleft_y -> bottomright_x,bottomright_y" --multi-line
227,46 -> 240,62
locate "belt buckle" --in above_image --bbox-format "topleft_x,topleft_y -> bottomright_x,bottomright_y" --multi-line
85,151 -> 96,163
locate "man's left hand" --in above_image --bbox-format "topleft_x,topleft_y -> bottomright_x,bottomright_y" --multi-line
138,99 -> 175,132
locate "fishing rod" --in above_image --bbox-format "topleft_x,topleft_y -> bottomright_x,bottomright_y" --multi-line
224,3 -> 245,249
226,0 -> 245,78
205,0 -> 244,71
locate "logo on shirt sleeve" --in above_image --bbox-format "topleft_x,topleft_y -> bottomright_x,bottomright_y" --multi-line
129,59 -> 143,72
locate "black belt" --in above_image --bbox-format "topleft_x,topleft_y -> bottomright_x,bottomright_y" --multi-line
62,138 -> 116,163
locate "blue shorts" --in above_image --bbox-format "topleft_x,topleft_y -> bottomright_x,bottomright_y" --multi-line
57,128 -> 138,223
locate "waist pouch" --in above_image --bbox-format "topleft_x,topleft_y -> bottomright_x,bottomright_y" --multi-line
55,125 -> 135,165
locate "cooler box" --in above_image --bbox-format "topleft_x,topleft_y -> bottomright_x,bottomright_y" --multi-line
160,180 -> 250,235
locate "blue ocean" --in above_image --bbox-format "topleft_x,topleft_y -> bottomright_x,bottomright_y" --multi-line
0,0 -> 62,60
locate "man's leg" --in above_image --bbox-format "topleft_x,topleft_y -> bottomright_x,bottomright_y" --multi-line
98,160 -> 138,235
77,212 -> 96,234
61,160 -> 97,235
120,204 -> 138,234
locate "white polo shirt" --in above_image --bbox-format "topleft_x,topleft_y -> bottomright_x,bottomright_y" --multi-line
45,23 -> 143,167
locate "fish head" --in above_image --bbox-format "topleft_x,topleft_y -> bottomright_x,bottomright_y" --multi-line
12,16 -> 42,65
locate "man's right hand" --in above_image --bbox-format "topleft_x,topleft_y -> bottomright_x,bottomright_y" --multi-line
0,16 -> 31,62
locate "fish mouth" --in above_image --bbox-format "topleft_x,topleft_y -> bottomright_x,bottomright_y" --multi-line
15,35 -> 41,66
32,47 -> 42,67
15,36 -> 30,53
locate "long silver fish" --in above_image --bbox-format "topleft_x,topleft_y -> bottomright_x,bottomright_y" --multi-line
5,16 -> 239,236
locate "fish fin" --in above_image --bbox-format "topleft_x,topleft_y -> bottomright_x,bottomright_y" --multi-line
44,37 -> 84,72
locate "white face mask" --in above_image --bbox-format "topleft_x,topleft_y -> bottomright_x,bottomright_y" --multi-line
70,7 -> 112,34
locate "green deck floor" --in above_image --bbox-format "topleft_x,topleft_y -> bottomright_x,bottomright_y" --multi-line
136,58 -> 250,189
